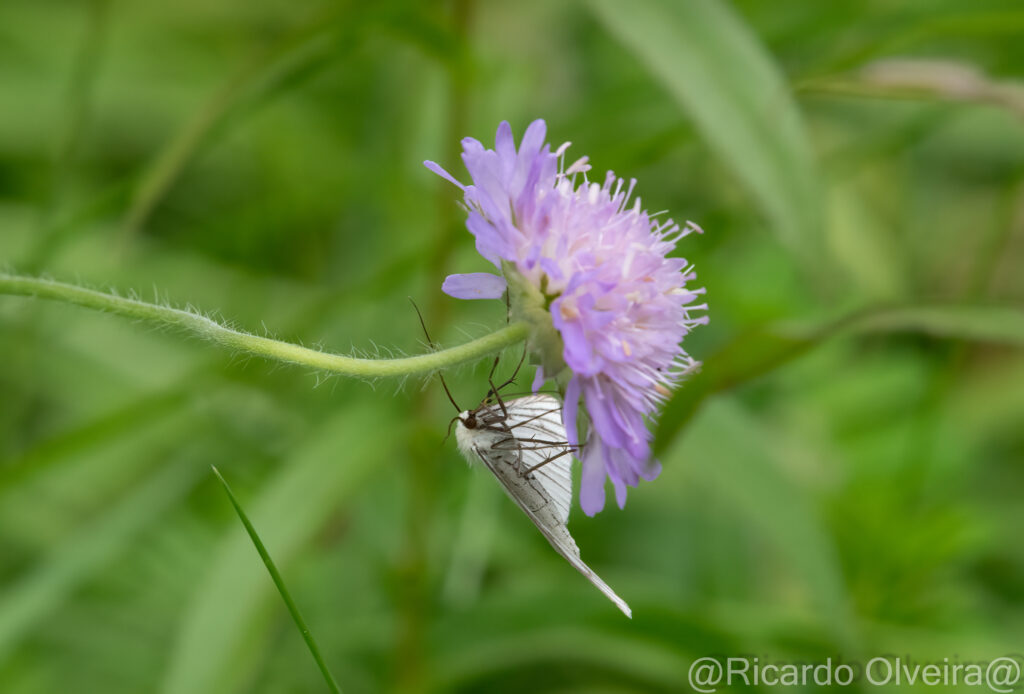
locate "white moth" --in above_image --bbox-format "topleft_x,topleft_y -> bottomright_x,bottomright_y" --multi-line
454,393 -> 632,618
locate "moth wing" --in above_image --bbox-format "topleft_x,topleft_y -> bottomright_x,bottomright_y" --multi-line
504,395 -> 574,524
530,507 -> 633,619
471,403 -> 633,618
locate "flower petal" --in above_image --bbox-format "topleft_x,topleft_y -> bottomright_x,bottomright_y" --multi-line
441,273 -> 507,300
531,364 -> 545,393
562,375 -> 581,448
494,121 -> 516,176
641,457 -> 662,482
466,212 -> 508,267
423,160 -> 464,189
518,119 -> 547,165
613,476 -> 627,509
579,444 -> 607,517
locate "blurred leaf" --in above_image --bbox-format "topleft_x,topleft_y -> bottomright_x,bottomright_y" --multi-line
589,0 -> 823,262
825,182 -> 907,300
816,10 -> 1024,76
0,454 -> 202,661
655,324 -> 818,456
800,59 -> 1024,123
0,387 -> 189,494
845,304 -> 1024,343
159,401 -> 396,694
441,467 -> 500,607
670,399 -> 857,648
656,304 -> 1024,454
432,625 -> 688,692
122,5 -> 352,239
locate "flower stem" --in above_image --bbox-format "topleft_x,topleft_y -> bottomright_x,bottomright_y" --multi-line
0,272 -> 528,378
209,466 -> 342,694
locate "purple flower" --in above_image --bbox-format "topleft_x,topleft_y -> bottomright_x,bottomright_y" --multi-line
426,119 -> 707,515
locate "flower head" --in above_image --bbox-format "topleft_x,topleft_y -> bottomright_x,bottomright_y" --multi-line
426,119 -> 707,515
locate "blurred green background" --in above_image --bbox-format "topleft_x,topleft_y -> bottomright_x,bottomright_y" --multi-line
2,0 -> 1024,692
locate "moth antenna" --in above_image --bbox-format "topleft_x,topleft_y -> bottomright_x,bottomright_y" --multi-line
408,297 -> 461,413
443,414 -> 459,443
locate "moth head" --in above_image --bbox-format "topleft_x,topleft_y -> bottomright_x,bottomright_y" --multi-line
445,410 -> 476,445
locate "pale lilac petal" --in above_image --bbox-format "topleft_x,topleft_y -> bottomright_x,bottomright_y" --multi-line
531,364 -> 545,393
558,319 -> 593,372
461,137 -> 485,156
641,457 -> 662,482
609,446 -> 640,487
562,375 -> 581,448
441,273 -> 507,300
494,121 -> 516,175
579,445 -> 607,517
539,257 -> 564,284
466,213 -> 507,266
613,476 -> 627,509
423,160 -> 464,189
583,381 -> 625,448
518,119 -> 547,165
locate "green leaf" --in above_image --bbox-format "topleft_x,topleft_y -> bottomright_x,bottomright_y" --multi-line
588,0 -> 823,261
159,402 -> 395,694
655,304 -> 1024,454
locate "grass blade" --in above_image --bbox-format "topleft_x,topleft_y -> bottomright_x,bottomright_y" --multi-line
209,465 -> 342,694
161,403 -> 392,694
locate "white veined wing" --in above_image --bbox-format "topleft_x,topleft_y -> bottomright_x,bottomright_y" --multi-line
494,394 -> 574,522
454,393 -> 632,617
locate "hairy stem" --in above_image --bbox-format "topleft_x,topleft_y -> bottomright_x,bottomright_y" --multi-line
0,273 -> 528,378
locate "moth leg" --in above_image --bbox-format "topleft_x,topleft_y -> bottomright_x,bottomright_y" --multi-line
522,447 -> 574,477
515,443 -> 581,451
507,432 -> 581,451
488,347 -> 528,411
507,343 -> 528,384
488,436 -> 527,475
505,405 -> 563,431
485,356 -> 510,420
490,436 -> 574,453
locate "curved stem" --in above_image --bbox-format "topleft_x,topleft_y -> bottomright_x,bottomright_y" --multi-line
0,273 -> 528,378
